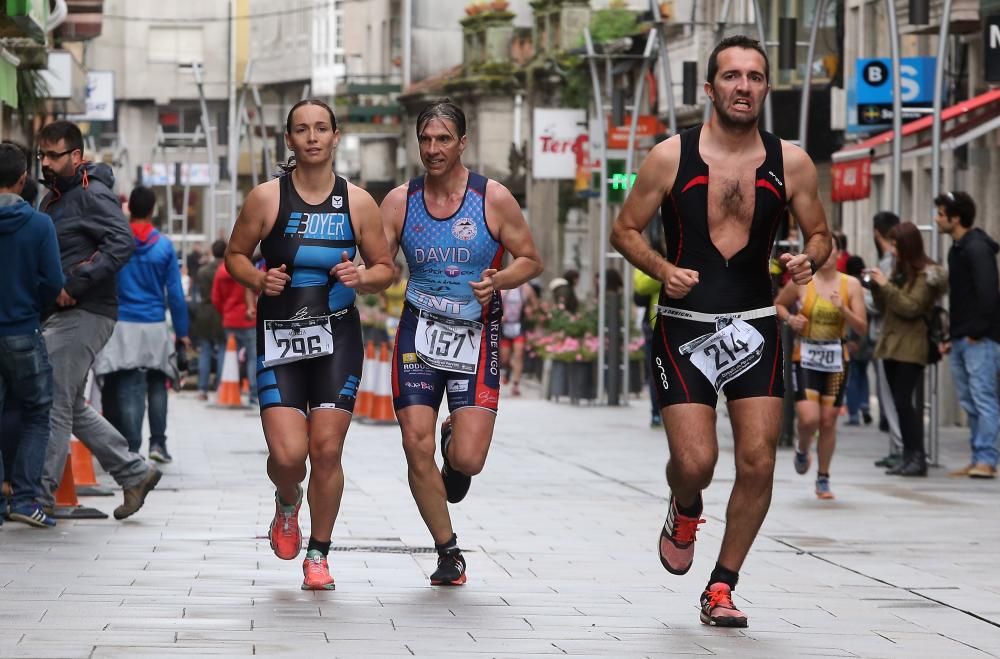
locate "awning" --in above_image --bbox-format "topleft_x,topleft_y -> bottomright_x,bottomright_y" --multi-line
833,88 -> 1000,162
830,88 -> 1000,202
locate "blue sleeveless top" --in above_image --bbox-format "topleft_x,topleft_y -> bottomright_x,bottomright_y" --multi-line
258,173 -> 357,322
400,171 -> 503,321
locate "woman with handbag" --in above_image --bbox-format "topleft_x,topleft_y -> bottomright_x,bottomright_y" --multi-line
867,222 -> 948,476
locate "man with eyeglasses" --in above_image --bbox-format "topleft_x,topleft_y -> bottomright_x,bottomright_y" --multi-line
36,120 -> 162,520
934,191 -> 1000,479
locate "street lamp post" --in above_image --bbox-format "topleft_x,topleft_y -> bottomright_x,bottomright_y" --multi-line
927,0 -> 953,466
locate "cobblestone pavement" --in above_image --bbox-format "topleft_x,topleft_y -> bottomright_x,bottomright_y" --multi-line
1,385 -> 999,657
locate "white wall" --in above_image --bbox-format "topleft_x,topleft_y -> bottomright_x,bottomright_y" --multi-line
87,0 -> 231,103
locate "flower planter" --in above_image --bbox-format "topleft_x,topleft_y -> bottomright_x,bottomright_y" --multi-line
546,359 -> 569,399
567,360 -> 596,403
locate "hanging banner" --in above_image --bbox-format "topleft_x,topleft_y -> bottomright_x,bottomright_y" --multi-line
831,159 -> 871,202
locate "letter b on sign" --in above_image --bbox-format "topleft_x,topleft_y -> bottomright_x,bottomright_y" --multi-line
863,61 -> 888,86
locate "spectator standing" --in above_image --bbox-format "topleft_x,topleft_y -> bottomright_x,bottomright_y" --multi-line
191,240 -> 227,400
934,191 -> 1000,479
550,269 -> 580,312
869,222 -> 948,477
871,211 -> 904,467
212,260 -> 258,404
0,143 -> 63,527
185,245 -> 203,297
633,267 -> 662,427
94,186 -> 191,464
843,255 -> 874,425
380,262 -> 407,341
36,120 -> 161,519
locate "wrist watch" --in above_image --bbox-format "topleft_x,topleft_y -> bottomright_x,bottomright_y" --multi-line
807,256 -> 818,274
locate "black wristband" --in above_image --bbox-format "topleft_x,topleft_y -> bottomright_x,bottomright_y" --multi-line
807,256 -> 818,274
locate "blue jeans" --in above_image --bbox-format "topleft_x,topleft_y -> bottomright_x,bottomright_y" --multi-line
0,331 -> 54,509
197,338 -> 225,393
103,369 -> 168,454
845,359 -> 871,420
949,337 -> 1000,467
226,328 -> 257,402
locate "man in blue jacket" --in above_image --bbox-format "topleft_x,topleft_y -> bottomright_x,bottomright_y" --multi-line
37,121 -> 161,520
95,186 -> 191,464
0,143 -> 64,527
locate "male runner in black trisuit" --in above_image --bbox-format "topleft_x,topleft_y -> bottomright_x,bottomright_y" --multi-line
611,35 -> 831,627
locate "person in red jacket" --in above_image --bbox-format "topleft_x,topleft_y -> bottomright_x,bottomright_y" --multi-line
212,262 -> 258,404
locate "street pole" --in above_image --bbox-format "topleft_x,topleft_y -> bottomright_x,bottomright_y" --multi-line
190,62 -> 218,244
650,0 -> 677,135
585,29 -> 610,404
798,0 -> 829,152
228,0 -> 239,236
886,0 -> 903,215
928,0 -> 953,466
750,0 -> 772,132
402,0 -> 412,90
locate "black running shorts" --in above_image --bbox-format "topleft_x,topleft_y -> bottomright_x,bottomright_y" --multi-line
255,306 -> 364,414
650,310 -> 784,408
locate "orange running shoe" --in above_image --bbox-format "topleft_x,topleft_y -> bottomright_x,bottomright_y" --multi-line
301,550 -> 336,590
658,494 -> 705,575
700,583 -> 748,627
268,486 -> 303,560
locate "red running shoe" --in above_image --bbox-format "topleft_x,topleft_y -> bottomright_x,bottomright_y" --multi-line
301,550 -> 336,590
700,583 -> 748,627
658,494 -> 705,575
268,486 -> 302,560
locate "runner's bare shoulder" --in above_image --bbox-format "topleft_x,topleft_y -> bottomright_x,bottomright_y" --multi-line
642,134 -> 682,194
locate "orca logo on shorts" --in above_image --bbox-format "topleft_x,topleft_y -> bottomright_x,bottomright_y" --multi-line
655,356 -> 669,391
447,380 -> 469,393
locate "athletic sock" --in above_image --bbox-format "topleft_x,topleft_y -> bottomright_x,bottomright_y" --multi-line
435,533 -> 459,555
708,562 -> 740,590
676,493 -> 703,517
307,537 -> 331,557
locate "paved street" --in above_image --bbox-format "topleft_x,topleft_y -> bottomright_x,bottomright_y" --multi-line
1,386 -> 999,658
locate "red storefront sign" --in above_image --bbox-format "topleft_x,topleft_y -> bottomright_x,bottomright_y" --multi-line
831,159 -> 871,202
606,115 -> 667,149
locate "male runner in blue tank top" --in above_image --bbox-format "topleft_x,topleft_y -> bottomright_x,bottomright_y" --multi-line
226,100 -> 394,590
380,100 -> 543,586
611,36 -> 832,627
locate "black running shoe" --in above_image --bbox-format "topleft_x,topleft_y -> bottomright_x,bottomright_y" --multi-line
430,549 -> 467,586
440,418 -> 471,504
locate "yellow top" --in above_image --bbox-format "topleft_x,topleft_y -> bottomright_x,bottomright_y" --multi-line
382,279 -> 407,317
794,274 -> 849,361
633,269 -> 661,323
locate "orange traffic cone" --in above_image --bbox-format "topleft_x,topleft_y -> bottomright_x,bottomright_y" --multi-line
241,377 -> 250,394
54,459 -> 79,507
212,335 -> 248,409
365,342 -> 397,425
71,438 -> 113,497
355,340 -> 376,420
50,455 -> 108,519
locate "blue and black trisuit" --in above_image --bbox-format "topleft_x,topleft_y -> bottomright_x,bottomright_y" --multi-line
255,173 -> 363,414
